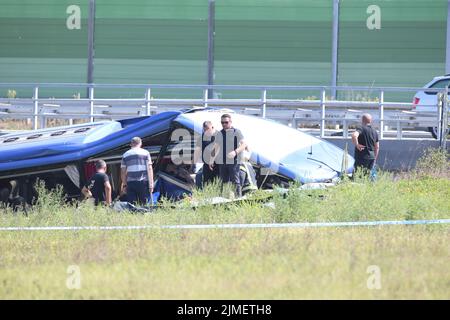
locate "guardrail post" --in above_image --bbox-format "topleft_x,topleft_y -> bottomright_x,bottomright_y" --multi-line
291,116 -> 297,129
89,86 -> 94,122
379,90 -> 384,139
146,88 -> 152,116
442,86 -> 448,150
320,88 -> 326,138
437,92 -> 443,141
203,89 -> 209,108
33,86 -> 39,130
396,116 -> 402,140
261,89 -> 267,118
342,112 -> 348,139
440,87 -> 448,148
343,118 -> 348,139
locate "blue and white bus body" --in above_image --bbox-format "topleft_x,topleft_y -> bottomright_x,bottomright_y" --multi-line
0,109 -> 354,204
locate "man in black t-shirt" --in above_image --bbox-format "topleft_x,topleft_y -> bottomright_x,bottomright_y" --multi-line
212,114 -> 247,198
194,121 -> 219,187
82,160 -> 112,206
351,113 -> 380,174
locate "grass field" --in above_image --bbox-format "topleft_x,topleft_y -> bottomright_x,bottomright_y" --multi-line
0,226 -> 448,299
0,150 -> 449,299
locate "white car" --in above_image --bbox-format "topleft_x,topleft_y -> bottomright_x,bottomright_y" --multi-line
412,75 -> 450,138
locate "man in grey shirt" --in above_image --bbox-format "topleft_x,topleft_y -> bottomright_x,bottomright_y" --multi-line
120,137 -> 154,205
212,114 -> 247,198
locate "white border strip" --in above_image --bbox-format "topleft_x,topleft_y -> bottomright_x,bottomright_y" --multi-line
0,219 -> 449,232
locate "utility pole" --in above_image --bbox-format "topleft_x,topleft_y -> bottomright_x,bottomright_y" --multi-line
207,0 -> 216,99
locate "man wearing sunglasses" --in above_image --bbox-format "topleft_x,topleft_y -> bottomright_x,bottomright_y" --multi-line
212,114 -> 247,198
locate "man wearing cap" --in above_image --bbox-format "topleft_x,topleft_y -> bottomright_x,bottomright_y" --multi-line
120,137 -> 154,205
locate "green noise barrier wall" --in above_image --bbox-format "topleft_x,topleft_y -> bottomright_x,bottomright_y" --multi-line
0,0 -> 447,100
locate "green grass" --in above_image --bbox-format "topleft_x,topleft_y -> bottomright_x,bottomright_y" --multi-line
1,172 -> 449,228
0,149 -> 449,299
0,226 -> 448,299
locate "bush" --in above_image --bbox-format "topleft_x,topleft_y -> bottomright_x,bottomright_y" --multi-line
6,89 -> 17,99
32,180 -> 67,213
414,148 -> 449,179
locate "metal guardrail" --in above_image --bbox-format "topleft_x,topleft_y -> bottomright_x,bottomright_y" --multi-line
0,83 -> 447,142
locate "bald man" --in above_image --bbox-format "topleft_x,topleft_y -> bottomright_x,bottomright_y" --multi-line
351,114 -> 379,174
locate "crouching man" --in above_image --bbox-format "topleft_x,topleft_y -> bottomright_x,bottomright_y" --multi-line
82,159 -> 112,206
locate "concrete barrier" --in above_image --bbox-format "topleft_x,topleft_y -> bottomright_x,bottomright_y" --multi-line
324,138 -> 449,171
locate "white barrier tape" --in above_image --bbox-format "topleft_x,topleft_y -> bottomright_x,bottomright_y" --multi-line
0,219 -> 449,232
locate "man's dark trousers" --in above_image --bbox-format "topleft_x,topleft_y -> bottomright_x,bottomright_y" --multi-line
127,180 -> 150,205
219,164 -> 242,197
202,164 -> 219,185
354,158 -> 375,175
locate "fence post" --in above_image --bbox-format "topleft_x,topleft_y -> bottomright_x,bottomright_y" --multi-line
89,86 -> 94,122
396,116 -> 402,140
379,90 -> 384,140
437,92 -> 443,141
261,89 -> 267,118
33,86 -> 39,130
146,88 -> 152,116
343,118 -> 348,139
320,88 -> 326,138
203,89 -> 209,108
440,87 -> 449,148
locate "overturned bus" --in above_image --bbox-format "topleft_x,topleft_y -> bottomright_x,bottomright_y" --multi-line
0,108 -> 354,206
